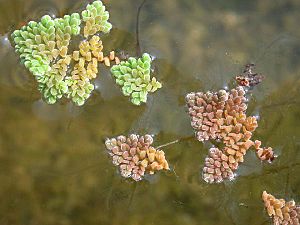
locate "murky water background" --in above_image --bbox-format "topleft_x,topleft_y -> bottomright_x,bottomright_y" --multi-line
1,0 -> 300,224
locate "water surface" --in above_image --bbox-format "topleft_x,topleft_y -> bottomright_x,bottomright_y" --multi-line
0,0 -> 300,224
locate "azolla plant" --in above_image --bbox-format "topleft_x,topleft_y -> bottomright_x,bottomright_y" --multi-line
105,134 -> 169,181
11,0 -> 162,106
185,65 -> 275,183
262,191 -> 300,225
111,53 -> 162,105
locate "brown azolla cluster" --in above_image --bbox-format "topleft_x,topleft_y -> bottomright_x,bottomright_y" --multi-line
254,140 -> 275,161
262,191 -> 300,225
105,134 -> 170,181
186,86 -> 275,183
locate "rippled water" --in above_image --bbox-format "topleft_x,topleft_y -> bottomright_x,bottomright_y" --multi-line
1,0 -> 300,224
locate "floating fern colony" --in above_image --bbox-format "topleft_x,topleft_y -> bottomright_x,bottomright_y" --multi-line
11,0 -> 161,106
111,53 -> 162,105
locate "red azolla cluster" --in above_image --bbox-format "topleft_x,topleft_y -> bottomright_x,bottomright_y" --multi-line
186,86 -> 275,183
105,134 -> 169,181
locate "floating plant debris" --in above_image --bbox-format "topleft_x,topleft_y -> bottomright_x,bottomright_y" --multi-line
11,0 -> 160,106
110,53 -> 162,105
186,81 -> 275,183
235,63 -> 264,87
262,191 -> 300,225
105,134 -> 169,181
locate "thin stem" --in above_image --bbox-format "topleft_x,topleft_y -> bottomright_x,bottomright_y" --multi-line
156,135 -> 195,150
156,139 -> 179,149
29,85 -> 34,101
261,100 -> 299,109
67,104 -> 74,130
136,0 -> 147,56
253,34 -> 287,63
106,173 -> 115,210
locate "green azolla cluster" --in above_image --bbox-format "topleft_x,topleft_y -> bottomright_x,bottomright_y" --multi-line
82,0 -> 112,37
53,13 -> 81,54
36,56 -> 71,104
12,14 -> 82,75
111,53 -> 162,105
66,79 -> 95,106
12,13 -> 81,104
54,13 -> 81,37
11,1 -> 161,106
12,15 -> 56,76
37,69 -> 69,104
11,1 -> 112,106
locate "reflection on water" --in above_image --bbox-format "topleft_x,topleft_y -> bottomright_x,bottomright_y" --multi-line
0,0 -> 300,224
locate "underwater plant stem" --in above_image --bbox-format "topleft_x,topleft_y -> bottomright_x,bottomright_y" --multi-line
29,84 -> 34,101
222,184 -> 239,225
66,105 -> 74,130
136,0 -> 147,56
285,138 -> 295,196
106,173 -> 116,210
127,182 -> 138,210
254,34 -> 286,63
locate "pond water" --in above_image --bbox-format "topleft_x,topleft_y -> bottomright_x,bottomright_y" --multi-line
0,0 -> 300,224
